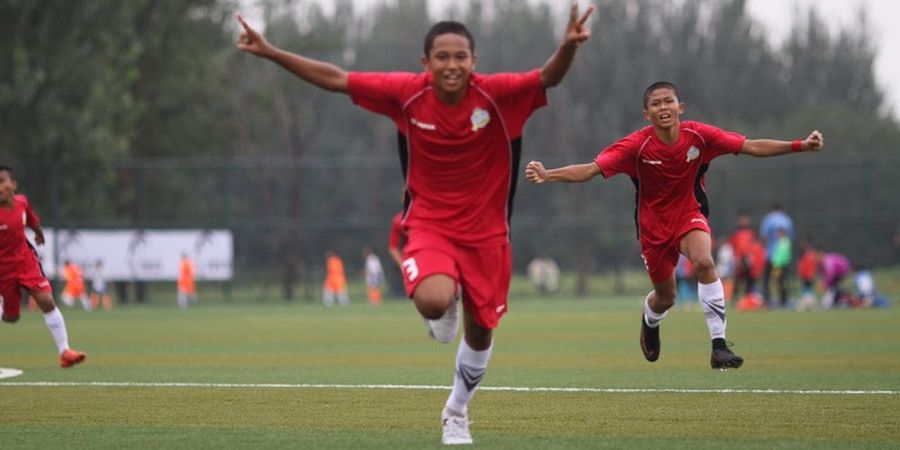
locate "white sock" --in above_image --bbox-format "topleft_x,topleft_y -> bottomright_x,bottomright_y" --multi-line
43,307 -> 70,354
698,279 -> 727,340
445,337 -> 493,415
643,291 -> 667,328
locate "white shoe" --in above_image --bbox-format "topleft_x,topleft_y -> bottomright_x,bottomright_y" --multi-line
427,297 -> 459,344
441,407 -> 472,445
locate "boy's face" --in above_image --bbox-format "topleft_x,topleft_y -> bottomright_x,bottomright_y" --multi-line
642,87 -> 684,129
422,33 -> 476,103
0,170 -> 17,206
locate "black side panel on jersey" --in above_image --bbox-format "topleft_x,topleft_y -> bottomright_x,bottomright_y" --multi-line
506,138 -> 523,223
694,163 -> 710,217
397,131 -> 410,211
27,241 -> 47,277
630,177 -> 640,240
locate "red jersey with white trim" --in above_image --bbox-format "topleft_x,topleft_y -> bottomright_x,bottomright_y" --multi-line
594,121 -> 745,247
0,194 -> 42,271
349,70 -> 547,246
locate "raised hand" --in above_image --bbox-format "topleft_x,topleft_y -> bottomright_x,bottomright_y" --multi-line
804,130 -> 824,152
563,1 -> 595,47
525,160 -> 548,184
236,14 -> 271,56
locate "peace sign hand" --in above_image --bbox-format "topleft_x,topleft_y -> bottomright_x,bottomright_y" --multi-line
563,1 -> 595,47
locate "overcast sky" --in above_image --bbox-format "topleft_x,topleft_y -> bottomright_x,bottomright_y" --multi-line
746,0 -> 899,119
246,0 -> 900,118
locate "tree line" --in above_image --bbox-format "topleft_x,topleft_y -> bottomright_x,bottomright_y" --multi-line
3,0 -> 898,298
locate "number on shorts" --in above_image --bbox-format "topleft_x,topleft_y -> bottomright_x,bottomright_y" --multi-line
401,257 -> 419,282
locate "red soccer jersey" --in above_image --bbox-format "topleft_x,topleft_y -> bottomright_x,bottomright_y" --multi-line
0,194 -> 42,272
730,227 -> 756,260
595,121 -> 745,247
349,70 -> 547,246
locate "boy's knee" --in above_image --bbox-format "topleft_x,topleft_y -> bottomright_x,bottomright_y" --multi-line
414,293 -> 454,319
692,257 -> 716,276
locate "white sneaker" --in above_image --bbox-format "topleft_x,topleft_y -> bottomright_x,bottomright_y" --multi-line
427,297 -> 459,344
441,407 -> 472,445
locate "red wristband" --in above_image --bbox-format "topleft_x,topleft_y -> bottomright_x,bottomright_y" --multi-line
791,140 -> 803,152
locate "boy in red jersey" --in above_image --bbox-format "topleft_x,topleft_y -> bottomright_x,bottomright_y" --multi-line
0,166 -> 86,368
525,81 -> 823,369
237,3 -> 594,444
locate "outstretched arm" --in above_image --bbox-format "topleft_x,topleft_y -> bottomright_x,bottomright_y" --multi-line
236,14 -> 349,93
540,2 -> 595,88
741,130 -> 824,157
525,160 -> 602,184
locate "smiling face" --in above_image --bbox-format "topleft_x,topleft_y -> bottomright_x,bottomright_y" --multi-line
642,87 -> 684,130
0,169 -> 17,208
422,32 -> 476,105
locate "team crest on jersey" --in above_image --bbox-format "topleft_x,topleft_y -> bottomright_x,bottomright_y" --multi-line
686,146 -> 700,162
470,108 -> 490,132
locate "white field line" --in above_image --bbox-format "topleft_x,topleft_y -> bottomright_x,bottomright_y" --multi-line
0,381 -> 897,396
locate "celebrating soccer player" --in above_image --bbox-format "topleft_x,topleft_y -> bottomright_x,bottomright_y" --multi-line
525,81 -> 823,369
237,2 -> 594,444
0,166 -> 86,368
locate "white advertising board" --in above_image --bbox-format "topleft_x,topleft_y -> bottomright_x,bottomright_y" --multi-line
26,229 -> 233,281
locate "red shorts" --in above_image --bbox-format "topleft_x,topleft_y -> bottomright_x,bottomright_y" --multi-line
1,253 -> 52,321
401,229 -> 511,330
640,213 -> 712,284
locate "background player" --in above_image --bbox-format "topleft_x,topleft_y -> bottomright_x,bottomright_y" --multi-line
177,253 -> 197,309
0,165 -> 86,368
61,259 -> 91,311
525,81 -> 823,369
322,250 -> 349,307
237,3 -> 594,444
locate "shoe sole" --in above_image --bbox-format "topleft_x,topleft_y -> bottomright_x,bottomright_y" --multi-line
711,357 -> 743,370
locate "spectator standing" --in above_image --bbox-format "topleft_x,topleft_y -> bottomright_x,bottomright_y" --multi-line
759,204 -> 794,307
795,241 -> 821,311
768,228 -> 792,307
729,213 -> 757,302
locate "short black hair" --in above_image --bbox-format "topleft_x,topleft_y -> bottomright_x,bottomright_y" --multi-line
0,165 -> 13,178
643,81 -> 679,108
423,21 -> 475,57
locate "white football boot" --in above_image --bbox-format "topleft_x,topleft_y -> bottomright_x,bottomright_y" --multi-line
441,407 -> 472,445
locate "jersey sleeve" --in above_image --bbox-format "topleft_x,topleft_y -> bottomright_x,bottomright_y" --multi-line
691,121 -> 746,162
594,130 -> 643,178
17,195 -> 41,230
476,70 -> 547,137
348,72 -> 421,126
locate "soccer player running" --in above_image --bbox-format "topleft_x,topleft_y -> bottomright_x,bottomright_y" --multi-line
524,81 -> 823,369
237,3 -> 594,444
0,166 -> 86,368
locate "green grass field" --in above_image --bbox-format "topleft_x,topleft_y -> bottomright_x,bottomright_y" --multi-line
2,297 -> 899,449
